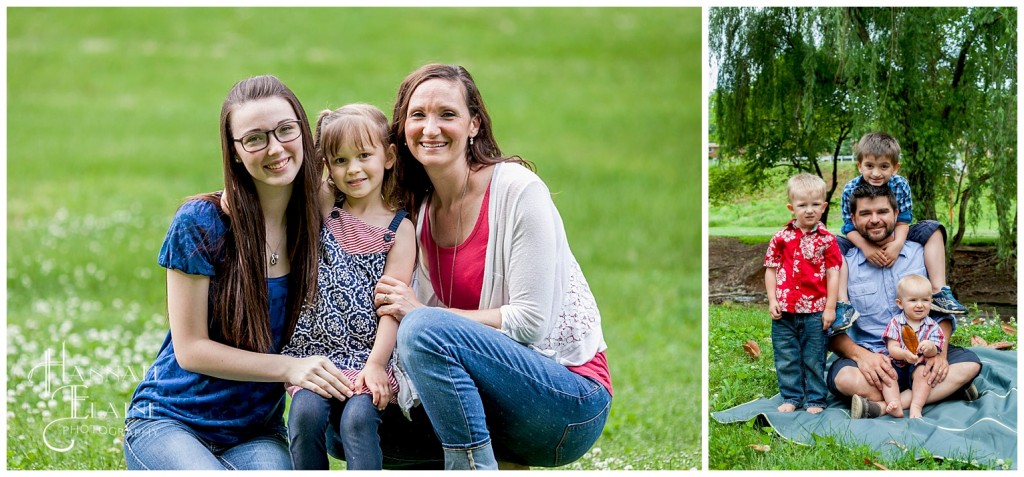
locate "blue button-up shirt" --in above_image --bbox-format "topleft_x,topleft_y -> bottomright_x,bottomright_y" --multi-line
845,240 -> 956,353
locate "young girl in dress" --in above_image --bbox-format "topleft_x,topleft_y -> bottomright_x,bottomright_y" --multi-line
281,103 -> 416,470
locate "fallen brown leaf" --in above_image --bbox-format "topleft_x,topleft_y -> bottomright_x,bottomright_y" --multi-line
971,335 -> 988,347
863,458 -> 889,470
971,317 -> 985,325
742,340 -> 761,360
1000,323 -> 1016,335
987,341 -> 1013,350
901,324 -> 919,354
747,444 -> 770,452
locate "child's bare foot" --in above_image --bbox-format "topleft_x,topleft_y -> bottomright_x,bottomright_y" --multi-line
885,400 -> 904,418
777,403 -> 797,412
806,406 -> 824,414
909,406 -> 923,419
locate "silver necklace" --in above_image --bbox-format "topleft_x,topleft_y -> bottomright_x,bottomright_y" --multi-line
267,232 -> 285,266
434,169 -> 470,306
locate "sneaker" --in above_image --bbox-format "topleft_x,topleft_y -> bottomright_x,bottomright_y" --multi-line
829,302 -> 859,337
959,383 -> 980,402
931,286 -> 968,314
850,394 -> 883,419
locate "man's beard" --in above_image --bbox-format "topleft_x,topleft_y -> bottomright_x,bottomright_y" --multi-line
861,221 -> 896,243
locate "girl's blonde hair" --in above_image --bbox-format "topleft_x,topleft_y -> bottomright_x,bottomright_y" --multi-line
314,103 -> 402,211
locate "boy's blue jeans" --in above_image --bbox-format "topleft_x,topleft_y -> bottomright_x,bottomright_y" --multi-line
771,312 -> 828,408
397,307 -> 612,470
288,390 -> 383,470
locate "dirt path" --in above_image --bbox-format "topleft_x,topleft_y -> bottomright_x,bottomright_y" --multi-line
709,236 -> 1017,311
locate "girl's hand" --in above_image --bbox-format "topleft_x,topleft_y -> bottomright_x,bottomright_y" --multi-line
354,363 -> 392,410
318,178 -> 338,219
286,356 -> 355,401
220,191 -> 232,216
374,275 -> 423,322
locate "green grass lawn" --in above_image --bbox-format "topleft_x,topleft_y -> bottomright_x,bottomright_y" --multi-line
6,7 -> 702,470
708,303 -> 1017,470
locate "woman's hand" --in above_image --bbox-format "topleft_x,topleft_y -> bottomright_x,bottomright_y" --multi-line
286,356 -> 355,401
354,362 -> 392,410
374,275 -> 423,322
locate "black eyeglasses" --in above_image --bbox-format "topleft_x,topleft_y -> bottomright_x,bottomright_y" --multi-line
233,120 -> 302,153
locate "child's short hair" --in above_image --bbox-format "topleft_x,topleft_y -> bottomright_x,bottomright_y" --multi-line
896,274 -> 932,299
315,103 -> 390,162
855,132 -> 901,165
787,173 -> 827,202
315,103 -> 402,209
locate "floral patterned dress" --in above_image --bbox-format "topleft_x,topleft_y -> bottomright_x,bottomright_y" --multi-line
281,206 -> 407,400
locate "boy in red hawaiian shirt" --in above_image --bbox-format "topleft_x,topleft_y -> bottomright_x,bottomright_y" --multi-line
764,173 -> 844,413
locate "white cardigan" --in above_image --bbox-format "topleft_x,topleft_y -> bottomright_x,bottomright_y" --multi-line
414,162 -> 607,366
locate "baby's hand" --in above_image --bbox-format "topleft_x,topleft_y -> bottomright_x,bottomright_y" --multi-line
901,349 -> 920,365
918,340 -> 938,358
822,308 -> 836,330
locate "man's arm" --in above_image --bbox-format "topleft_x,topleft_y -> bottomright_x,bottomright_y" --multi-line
920,318 -> 954,386
830,333 -> 897,389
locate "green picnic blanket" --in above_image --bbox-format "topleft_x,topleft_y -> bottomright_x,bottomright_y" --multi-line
711,347 -> 1017,468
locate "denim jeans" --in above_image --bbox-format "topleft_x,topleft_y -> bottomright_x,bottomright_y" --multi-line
288,390 -> 383,470
771,312 -> 828,408
397,307 -> 612,470
123,417 -> 291,470
323,404 -> 444,469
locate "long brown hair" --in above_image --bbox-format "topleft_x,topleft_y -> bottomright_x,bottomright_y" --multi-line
190,75 -> 321,353
388,64 -> 534,215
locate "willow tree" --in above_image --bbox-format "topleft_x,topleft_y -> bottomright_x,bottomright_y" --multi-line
709,7 -> 854,222
710,6 -> 1017,265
